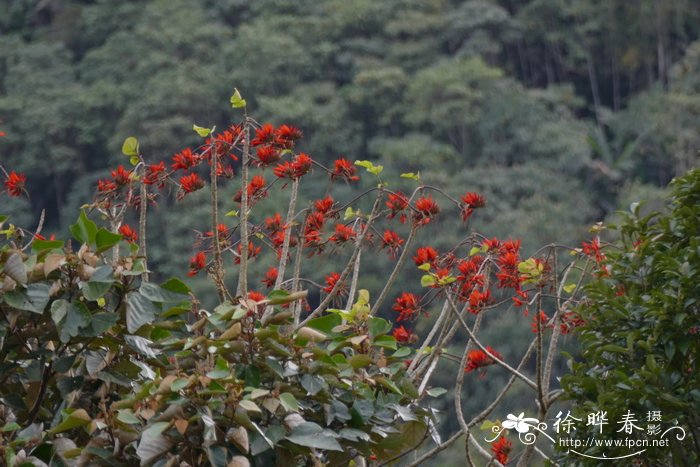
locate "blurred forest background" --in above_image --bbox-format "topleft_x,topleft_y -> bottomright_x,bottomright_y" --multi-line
1,0 -> 699,464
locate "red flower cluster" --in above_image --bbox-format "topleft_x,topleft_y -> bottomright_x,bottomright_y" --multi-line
393,292 -> 421,322
234,241 -> 262,264
413,196 -> 440,226
119,224 -> 138,244
460,192 -> 486,221
262,267 -> 278,288
179,173 -> 205,194
4,171 -> 27,197
456,256 -> 485,301
329,223 -> 356,245
234,175 -> 267,203
531,310 -> 550,333
188,252 -> 206,276
314,196 -> 334,214
172,148 -> 199,171
273,153 -> 313,180
491,436 -> 512,464
331,158 -> 359,182
144,162 -> 167,187
465,346 -> 503,374
582,237 -> 605,264
386,192 -> 409,223
252,124 -> 302,167
468,289 -> 491,314
560,311 -> 585,334
381,230 -> 404,259
491,239 -> 529,306
392,325 -> 412,343
247,290 -> 266,302
323,272 -> 346,296
414,246 -> 439,267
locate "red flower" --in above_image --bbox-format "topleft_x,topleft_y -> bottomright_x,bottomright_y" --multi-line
393,293 -> 420,322
331,158 -> 359,182
460,192 -> 486,221
414,246 -> 439,267
247,290 -> 266,302
255,145 -> 281,167
144,162 -> 167,187
234,175 -> 267,203
171,148 -> 199,171
482,237 -> 501,252
292,153 -> 313,178
0,131 -> 5,137
262,267 -> 278,288
234,241 -> 262,264
179,173 -> 205,194
582,237 -> 605,263
329,223 -> 356,245
323,272 -> 346,296
188,252 -> 206,276
97,179 -> 117,192
314,196 -> 335,214
392,325 -> 411,343
381,230 -> 404,259
111,165 -> 131,186
560,311 -> 585,334
252,123 -> 276,147
491,436 -> 512,464
531,310 -> 550,333
265,213 -> 284,233
413,196 -> 440,226
119,224 -> 138,244
386,192 -> 409,223
4,171 -> 27,197
468,289 -> 490,313
275,124 -> 302,148
205,223 -> 229,240
273,161 -> 295,179
465,346 -> 502,374
306,212 -> 326,231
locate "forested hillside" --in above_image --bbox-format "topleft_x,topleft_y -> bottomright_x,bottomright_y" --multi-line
1,1 -> 700,465
2,0 -> 699,275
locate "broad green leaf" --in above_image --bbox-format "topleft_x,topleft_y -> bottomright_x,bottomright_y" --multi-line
126,292 -> 156,333
563,283 -> 577,294
31,239 -> 64,253
140,282 -> 188,303
286,422 -> 342,452
417,263 -> 431,271
3,252 -> 27,285
421,274 -> 436,287
305,313 -> 341,335
400,172 -> 420,181
230,88 -> 247,108
3,283 -> 50,314
348,354 -> 372,369
121,137 -> 139,156
48,409 -> 91,434
193,124 -> 212,137
95,228 -> 122,253
70,211 -> 98,247
301,374 -> 327,396
369,317 -> 392,338
373,335 -> 398,350
427,387 -> 448,397
117,409 -> 141,425
161,277 -> 191,295
59,302 -> 91,342
136,422 -> 173,463
279,393 -> 299,412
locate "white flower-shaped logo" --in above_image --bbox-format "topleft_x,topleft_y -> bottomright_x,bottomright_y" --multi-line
502,413 -> 540,433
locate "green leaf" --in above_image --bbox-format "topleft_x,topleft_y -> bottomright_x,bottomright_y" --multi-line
129,155 -> 140,166
193,124 -> 212,137
230,88 -> 247,108
354,160 -> 383,176
82,280 -> 112,301
3,252 -> 27,285
400,172 -> 420,181
563,283 -> 577,294
136,422 -> 173,463
121,137 -> 139,156
48,409 -> 91,434
70,211 -> 98,247
286,422 -> 343,452
161,277 -> 190,295
126,292 -> 156,333
343,207 -> 355,221
95,228 -> 122,253
348,354 -> 372,369
420,274 -> 436,287
305,314 -> 342,335
301,374 -> 327,396
417,263 -> 431,271
369,317 -> 392,338
225,210 -> 239,217
426,387 -> 448,397
279,393 -> 299,412
373,335 -> 398,350
59,302 -> 91,343
117,409 -> 141,425
32,240 -> 64,253
3,283 -> 50,314
140,282 -> 188,303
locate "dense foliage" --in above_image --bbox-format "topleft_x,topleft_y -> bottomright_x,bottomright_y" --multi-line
561,168 -> 700,464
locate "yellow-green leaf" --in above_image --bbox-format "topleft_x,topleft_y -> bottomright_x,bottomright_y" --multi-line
230,88 -> 247,108
121,137 -> 139,156
193,124 -> 212,137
